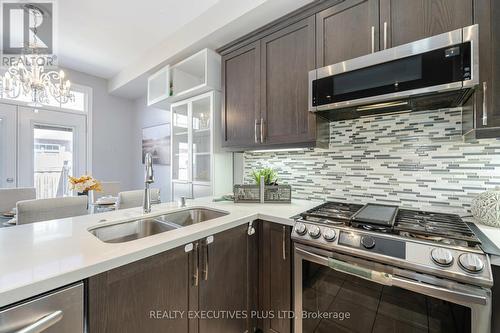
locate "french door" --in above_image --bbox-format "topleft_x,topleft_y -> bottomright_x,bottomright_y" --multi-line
0,104 -> 17,188
18,107 -> 87,198
0,104 -> 87,198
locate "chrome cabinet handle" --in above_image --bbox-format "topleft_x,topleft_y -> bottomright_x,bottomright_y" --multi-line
202,240 -> 209,281
483,81 -> 488,126
383,21 -> 388,49
282,226 -> 286,261
6,177 -> 14,183
260,118 -> 265,143
192,243 -> 199,286
371,26 -> 375,53
15,310 -> 63,333
254,119 -> 259,143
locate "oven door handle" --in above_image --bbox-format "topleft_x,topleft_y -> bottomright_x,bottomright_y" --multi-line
296,247 -> 489,306
295,247 -> 392,286
391,276 -> 488,306
329,258 -> 393,286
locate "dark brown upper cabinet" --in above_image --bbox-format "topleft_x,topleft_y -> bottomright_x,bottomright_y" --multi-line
222,41 -> 261,148
220,0 -> 500,144
221,16 -> 318,150
316,0 -> 380,67
463,0 -> 500,137
260,16 -> 317,146
379,0 -> 473,49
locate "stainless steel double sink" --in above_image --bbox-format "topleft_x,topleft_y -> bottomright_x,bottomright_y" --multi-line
89,208 -> 228,243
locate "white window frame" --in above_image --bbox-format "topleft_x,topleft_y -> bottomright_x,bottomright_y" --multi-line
0,83 -> 93,175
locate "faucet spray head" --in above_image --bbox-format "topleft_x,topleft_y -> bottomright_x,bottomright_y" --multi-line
144,152 -> 154,184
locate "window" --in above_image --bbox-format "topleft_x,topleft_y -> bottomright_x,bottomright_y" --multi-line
2,83 -> 91,113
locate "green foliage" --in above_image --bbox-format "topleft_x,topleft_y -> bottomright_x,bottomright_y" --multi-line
251,167 -> 278,185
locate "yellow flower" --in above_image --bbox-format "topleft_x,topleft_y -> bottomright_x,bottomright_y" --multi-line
68,175 -> 102,192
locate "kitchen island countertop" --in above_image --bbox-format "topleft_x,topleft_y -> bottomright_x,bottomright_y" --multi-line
0,198 -> 319,308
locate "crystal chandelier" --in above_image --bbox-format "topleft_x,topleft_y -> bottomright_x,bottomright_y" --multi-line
0,5 -> 74,107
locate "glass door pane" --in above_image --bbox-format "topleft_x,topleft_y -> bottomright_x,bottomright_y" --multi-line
18,107 -> 86,196
172,103 -> 189,181
0,104 -> 17,188
33,125 -> 74,198
192,96 -> 211,182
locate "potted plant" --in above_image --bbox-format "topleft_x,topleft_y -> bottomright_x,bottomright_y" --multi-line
251,167 -> 278,186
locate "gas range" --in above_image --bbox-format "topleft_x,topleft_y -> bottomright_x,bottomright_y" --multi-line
292,201 -> 493,288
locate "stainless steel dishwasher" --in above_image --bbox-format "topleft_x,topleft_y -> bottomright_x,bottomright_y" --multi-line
0,282 -> 84,332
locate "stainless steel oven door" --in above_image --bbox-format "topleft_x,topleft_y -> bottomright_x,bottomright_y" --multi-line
294,244 -> 491,333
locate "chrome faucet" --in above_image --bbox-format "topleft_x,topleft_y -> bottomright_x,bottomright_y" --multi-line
143,153 -> 154,213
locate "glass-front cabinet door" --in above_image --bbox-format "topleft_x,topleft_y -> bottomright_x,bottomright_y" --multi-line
171,92 -> 214,200
172,103 -> 190,182
192,95 -> 212,199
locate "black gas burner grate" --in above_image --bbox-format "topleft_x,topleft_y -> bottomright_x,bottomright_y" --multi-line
301,201 -> 364,223
394,209 -> 481,246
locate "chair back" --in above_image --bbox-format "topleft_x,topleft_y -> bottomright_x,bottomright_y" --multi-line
16,196 -> 88,225
89,181 -> 121,203
117,189 -> 160,210
0,187 -> 36,212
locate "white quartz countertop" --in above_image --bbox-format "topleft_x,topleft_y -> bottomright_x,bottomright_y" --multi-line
0,198 -> 319,308
474,223 -> 500,266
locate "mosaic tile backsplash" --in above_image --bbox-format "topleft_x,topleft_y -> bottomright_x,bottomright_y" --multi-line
243,108 -> 500,215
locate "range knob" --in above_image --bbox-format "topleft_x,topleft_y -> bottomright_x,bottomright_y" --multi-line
459,253 -> 484,273
308,225 -> 321,239
431,248 -> 454,266
294,222 -> 307,236
361,235 -> 375,249
323,228 -> 336,242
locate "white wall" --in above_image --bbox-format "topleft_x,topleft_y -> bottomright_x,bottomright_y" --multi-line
132,96 -> 171,202
64,68 -> 136,191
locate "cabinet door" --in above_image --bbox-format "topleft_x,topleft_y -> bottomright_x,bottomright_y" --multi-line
198,225 -> 250,333
172,102 -> 190,182
222,41 -> 261,148
88,246 -> 191,333
380,0 -> 473,48
261,222 -> 292,333
260,16 -> 316,146
316,0 -> 379,67
474,0 -> 500,131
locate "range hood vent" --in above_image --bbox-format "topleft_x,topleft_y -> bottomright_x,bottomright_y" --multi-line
319,89 -> 473,121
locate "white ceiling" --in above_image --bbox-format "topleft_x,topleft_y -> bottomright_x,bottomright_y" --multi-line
53,0 -> 315,99
57,0 -> 220,79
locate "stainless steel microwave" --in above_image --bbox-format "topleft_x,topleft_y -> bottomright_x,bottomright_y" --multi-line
309,24 -> 479,114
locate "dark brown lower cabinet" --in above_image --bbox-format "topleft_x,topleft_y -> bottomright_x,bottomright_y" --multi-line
87,222 -> 291,333
198,224 -> 253,333
260,221 -> 292,333
87,246 -> 191,333
87,224 -> 255,333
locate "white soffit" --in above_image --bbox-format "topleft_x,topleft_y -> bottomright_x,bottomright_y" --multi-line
108,0 -> 316,99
